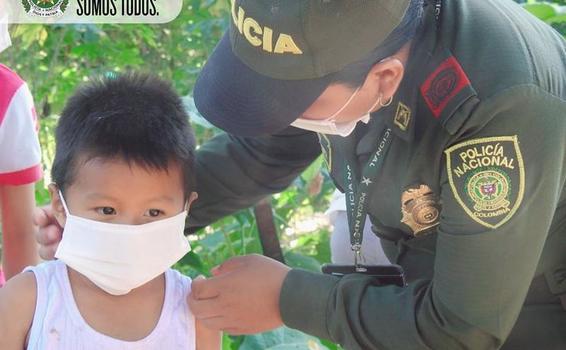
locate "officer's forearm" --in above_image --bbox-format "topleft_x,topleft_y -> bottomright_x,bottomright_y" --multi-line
187,127 -> 321,231
280,270 -> 500,350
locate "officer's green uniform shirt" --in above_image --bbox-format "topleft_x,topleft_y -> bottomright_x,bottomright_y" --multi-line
188,0 -> 566,349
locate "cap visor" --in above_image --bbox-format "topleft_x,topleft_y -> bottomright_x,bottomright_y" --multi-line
193,32 -> 332,137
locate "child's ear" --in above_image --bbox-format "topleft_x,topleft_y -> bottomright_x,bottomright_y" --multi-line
185,192 -> 198,212
48,183 -> 67,228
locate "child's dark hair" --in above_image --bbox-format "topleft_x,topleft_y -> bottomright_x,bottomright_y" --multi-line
51,72 -> 196,197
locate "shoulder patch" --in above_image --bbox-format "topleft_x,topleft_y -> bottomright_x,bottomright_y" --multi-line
420,56 -> 471,119
444,136 -> 525,229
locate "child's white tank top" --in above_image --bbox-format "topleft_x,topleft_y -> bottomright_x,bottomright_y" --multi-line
25,260 -> 196,350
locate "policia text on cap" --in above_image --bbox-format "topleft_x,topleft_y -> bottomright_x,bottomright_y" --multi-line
36,0 -> 566,349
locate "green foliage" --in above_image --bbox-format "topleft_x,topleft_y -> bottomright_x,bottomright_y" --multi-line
4,1 -> 229,146
239,327 -> 330,350
524,3 -> 558,20
521,1 -> 566,35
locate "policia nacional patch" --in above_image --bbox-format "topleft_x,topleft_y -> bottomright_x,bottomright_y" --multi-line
445,136 -> 525,229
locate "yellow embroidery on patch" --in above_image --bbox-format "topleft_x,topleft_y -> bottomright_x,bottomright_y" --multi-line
445,136 -> 525,229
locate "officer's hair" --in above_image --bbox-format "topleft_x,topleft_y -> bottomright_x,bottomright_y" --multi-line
51,72 -> 196,197
331,0 -> 425,87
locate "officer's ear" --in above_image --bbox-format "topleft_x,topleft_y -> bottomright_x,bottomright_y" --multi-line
364,56 -> 405,105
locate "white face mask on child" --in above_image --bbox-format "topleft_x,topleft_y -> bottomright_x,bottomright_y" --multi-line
54,191 -> 190,296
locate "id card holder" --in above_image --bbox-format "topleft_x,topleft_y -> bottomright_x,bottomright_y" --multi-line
321,263 -> 407,287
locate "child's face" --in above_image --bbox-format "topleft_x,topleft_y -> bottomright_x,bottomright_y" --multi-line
50,157 -> 196,226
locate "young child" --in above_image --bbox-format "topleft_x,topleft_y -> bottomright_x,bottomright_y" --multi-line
0,73 -> 220,349
0,15 -> 42,284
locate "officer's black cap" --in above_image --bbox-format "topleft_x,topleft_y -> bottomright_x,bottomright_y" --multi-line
194,0 -> 410,137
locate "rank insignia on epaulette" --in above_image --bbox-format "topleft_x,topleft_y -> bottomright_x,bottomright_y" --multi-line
445,136 -> 525,229
394,102 -> 411,131
401,184 -> 441,236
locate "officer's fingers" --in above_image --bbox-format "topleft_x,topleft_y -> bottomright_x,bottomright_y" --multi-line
33,206 -> 55,227
190,276 -> 221,300
223,327 -> 245,336
196,316 -> 233,332
38,242 -> 59,261
210,265 -> 221,276
188,294 -> 225,320
211,256 -> 248,276
35,223 -> 63,246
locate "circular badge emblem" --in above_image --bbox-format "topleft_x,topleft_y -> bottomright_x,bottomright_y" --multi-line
413,202 -> 440,226
22,0 -> 68,17
466,169 -> 511,212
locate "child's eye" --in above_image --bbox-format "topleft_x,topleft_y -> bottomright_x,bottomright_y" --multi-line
145,209 -> 163,217
96,207 -> 117,215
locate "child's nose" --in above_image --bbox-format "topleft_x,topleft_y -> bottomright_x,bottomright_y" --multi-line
115,215 -> 145,226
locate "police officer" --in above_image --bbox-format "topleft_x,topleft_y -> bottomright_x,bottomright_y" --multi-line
35,0 -> 566,349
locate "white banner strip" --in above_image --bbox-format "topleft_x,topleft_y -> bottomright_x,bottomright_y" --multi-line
2,0 -> 183,24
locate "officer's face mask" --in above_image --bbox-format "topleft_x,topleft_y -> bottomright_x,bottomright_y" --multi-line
291,86 -> 381,137
0,15 -> 11,54
54,191 -> 190,296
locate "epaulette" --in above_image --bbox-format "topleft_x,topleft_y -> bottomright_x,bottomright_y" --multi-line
420,50 -> 479,135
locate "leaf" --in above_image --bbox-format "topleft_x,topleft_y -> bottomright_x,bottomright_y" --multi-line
240,327 -> 330,350
176,251 -> 204,271
198,230 -> 227,253
320,339 -> 343,350
71,43 -> 104,59
38,28 -> 49,47
523,3 -> 557,20
34,180 -> 51,206
547,14 -> 566,35
14,25 -> 44,49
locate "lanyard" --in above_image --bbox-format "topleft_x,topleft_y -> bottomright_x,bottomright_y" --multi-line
340,128 -> 393,270
433,0 -> 443,30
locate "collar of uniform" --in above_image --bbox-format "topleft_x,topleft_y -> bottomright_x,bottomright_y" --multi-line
382,1 -> 439,143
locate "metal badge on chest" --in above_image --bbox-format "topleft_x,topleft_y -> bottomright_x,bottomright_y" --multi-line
401,184 -> 441,236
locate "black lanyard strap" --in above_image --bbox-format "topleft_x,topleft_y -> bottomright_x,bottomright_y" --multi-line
341,128 -> 393,269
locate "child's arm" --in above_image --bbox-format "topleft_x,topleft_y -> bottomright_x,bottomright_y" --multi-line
195,319 -> 222,350
1,183 -> 41,278
0,272 -> 37,349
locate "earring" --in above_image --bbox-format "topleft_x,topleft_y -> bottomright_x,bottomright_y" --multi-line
379,94 -> 393,107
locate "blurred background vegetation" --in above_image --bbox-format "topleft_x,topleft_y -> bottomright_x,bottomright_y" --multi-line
1,0 -> 565,349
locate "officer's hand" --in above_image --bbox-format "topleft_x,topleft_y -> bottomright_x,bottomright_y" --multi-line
188,254 -> 290,335
33,206 -> 63,260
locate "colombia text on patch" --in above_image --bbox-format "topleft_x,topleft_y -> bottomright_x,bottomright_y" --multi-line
445,136 -> 525,229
